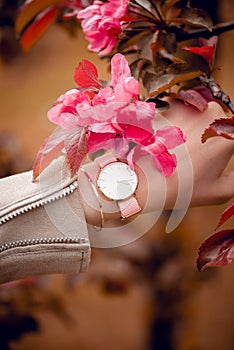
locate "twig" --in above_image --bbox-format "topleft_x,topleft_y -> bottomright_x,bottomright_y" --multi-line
199,75 -> 234,114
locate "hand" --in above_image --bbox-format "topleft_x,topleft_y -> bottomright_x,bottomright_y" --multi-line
78,99 -> 234,226
161,98 -> 234,207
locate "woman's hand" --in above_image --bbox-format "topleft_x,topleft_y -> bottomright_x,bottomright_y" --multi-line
78,99 -> 234,226
161,99 -> 234,207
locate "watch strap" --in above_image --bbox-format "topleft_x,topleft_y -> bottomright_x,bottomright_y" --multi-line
118,197 -> 141,219
95,153 -> 117,168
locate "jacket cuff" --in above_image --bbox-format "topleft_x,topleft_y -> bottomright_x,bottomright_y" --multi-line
0,157 -> 91,284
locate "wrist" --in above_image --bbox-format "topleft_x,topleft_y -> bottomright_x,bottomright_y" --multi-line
78,161 -> 121,226
78,154 -> 178,228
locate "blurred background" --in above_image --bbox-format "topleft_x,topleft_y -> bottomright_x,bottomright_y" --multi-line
0,0 -> 234,349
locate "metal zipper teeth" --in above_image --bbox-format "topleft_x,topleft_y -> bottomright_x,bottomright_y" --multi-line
0,180 -> 78,225
0,236 -> 88,253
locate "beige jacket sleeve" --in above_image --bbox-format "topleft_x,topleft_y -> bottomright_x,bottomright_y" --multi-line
0,156 -> 91,284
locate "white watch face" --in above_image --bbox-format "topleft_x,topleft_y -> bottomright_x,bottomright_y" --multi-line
97,162 -> 138,200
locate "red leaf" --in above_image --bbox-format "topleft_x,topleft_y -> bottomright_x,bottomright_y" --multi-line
193,86 -> 215,102
33,126 -> 67,180
74,60 -> 102,88
15,0 -> 65,34
64,126 -> 88,177
179,89 -> 208,112
20,6 -> 59,52
183,45 -> 215,70
216,200 -> 234,229
197,229 -> 234,271
201,116 -> 234,142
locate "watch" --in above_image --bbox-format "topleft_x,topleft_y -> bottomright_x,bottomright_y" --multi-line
95,153 -> 141,219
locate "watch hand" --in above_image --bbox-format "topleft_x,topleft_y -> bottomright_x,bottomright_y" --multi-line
117,179 -> 131,184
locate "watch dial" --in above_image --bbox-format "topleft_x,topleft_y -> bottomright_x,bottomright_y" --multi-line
97,162 -> 138,200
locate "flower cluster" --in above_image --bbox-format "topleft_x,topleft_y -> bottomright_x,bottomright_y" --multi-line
33,54 -> 185,180
77,0 -> 129,55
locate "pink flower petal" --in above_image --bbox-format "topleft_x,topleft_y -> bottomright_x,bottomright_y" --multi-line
127,139 -> 177,176
113,137 -> 129,157
142,139 -> 177,176
113,76 -> 139,102
116,101 -> 155,139
89,123 -> 117,133
127,145 -> 144,170
79,101 -> 127,123
88,131 -> 116,152
152,149 -> 177,176
155,126 -> 186,149
124,125 -> 153,143
110,53 -> 131,87
92,86 -> 115,105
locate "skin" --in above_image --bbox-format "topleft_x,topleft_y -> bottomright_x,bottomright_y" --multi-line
162,99 -> 234,206
78,99 -> 234,226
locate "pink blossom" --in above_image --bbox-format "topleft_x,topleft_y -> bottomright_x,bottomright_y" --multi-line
63,0 -> 94,18
155,126 -> 186,149
47,89 -> 92,129
127,126 -> 186,176
116,100 -> 156,142
46,53 -> 185,177
110,53 -> 139,102
78,0 -> 129,55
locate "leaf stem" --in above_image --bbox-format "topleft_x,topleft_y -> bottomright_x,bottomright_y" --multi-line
147,0 -> 165,24
127,9 -> 159,24
129,2 -> 156,20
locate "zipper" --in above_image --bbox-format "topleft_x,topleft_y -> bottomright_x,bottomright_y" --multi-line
0,236 -> 87,253
0,180 -> 78,225
0,179 -> 89,254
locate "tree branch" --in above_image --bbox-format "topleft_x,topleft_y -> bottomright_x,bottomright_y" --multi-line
175,21 -> 234,42
199,75 -> 234,114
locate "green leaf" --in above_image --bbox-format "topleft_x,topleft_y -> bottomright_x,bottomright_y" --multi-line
15,0 -> 65,34
143,63 -> 202,95
150,31 -> 177,61
176,47 -> 210,74
160,0 -> 181,17
118,31 -> 149,52
138,32 -> 155,61
130,58 -> 151,80
172,7 -> 213,30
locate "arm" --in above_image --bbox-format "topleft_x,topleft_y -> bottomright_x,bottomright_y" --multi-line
0,100 -> 233,283
78,100 -> 234,226
0,156 -> 91,284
